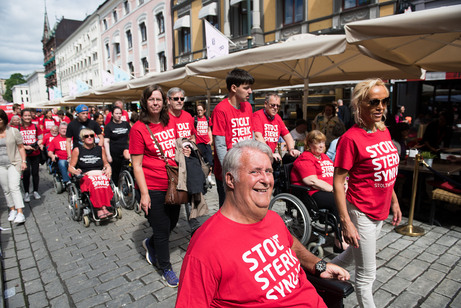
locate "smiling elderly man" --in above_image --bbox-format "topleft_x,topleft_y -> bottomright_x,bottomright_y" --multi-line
176,140 -> 349,307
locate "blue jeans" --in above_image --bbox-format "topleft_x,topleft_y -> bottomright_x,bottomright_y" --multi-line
57,159 -> 70,183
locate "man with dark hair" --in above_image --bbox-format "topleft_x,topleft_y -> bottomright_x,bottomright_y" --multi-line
66,104 -> 103,159
253,92 -> 300,161
7,103 -> 21,122
176,140 -> 349,307
104,100 -> 130,125
212,68 -> 255,207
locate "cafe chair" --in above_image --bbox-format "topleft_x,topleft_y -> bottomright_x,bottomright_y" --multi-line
430,187 -> 461,226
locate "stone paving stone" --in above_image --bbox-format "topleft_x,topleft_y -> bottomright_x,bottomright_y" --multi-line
425,242 -> 449,256
376,246 -> 399,261
130,294 -> 158,307
49,293 -> 71,307
375,266 -> 398,283
98,265 -> 132,283
6,292 -> 26,308
4,267 -> 20,281
27,291 -> 48,308
407,276 -> 438,296
396,259 -> 430,281
105,294 -> 134,308
67,276 -> 100,294
94,276 -> 128,294
71,286 -> 98,304
434,278 -> 461,298
373,289 -> 395,308
152,285 -> 178,302
447,265 -> 461,282
422,268 -> 446,283
436,235 -> 459,247
386,255 -> 413,271
75,292 -> 111,308
420,292 -> 451,308
380,276 -> 411,295
24,278 -> 44,294
450,290 -> 461,307
388,290 -> 423,308
44,279 -> 65,299
446,242 -> 461,256
417,251 -> 439,263
18,257 -> 37,270
430,262 -> 451,274
388,238 -> 414,251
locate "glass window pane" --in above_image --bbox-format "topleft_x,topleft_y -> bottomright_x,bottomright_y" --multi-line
344,0 -> 355,9
294,0 -> 303,22
284,0 -> 294,24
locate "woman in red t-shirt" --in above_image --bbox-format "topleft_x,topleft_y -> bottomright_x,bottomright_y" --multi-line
129,84 -> 183,288
331,79 -> 402,307
40,110 -> 58,135
291,130 -> 347,252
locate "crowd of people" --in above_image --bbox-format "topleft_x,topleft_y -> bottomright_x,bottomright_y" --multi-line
4,68 -> 453,307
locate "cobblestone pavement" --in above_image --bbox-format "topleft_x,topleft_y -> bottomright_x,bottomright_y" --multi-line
0,167 -> 460,307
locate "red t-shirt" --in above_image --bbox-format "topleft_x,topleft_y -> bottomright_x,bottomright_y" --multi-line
104,110 -> 129,125
129,120 -> 178,191
41,118 -> 59,135
291,152 -> 334,196
62,116 -> 71,124
52,114 -> 60,123
195,116 -> 212,144
31,117 -> 40,126
48,135 -> 68,160
335,125 -> 399,220
169,110 -> 196,139
252,109 -> 289,153
19,124 -> 42,156
177,210 -> 326,308
211,98 -> 253,180
43,133 -> 57,147
79,174 -> 113,209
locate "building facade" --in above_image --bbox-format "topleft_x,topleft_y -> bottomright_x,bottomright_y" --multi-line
26,71 -> 47,105
99,0 -> 174,78
12,85 -> 30,105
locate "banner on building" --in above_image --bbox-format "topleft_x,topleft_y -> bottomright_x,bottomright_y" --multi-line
53,86 -> 62,99
68,82 -> 78,97
204,19 -> 229,59
77,79 -> 90,94
102,70 -> 115,87
113,65 -> 131,83
48,87 -> 55,101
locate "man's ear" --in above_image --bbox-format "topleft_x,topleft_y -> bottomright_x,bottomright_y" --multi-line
225,172 -> 235,190
230,84 -> 237,94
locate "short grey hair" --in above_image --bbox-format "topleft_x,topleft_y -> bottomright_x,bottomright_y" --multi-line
167,87 -> 185,98
222,140 -> 273,190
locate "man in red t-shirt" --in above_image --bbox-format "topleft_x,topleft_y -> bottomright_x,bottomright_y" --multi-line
253,93 -> 300,161
176,140 -> 349,307
167,87 -> 196,142
194,102 -> 214,185
212,68 -> 254,207
104,100 -> 130,125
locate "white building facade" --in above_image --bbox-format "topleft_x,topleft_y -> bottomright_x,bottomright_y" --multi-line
26,70 -> 47,104
12,84 -> 30,105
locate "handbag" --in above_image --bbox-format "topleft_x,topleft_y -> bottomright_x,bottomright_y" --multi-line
145,124 -> 188,206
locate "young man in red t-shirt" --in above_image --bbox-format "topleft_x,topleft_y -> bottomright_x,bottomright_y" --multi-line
212,68 -> 254,207
194,102 -> 214,185
253,93 -> 300,161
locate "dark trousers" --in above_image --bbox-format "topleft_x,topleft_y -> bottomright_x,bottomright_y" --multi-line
110,152 -> 124,184
145,190 -> 181,270
23,155 -> 40,193
311,191 -> 342,236
216,178 -> 225,208
197,143 -> 214,167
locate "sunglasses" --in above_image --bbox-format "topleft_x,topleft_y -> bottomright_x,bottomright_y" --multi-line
268,103 -> 280,109
83,134 -> 95,139
368,97 -> 390,107
169,97 -> 185,102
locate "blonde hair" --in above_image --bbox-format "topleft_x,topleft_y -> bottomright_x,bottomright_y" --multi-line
304,130 -> 326,152
351,78 -> 389,131
79,128 -> 95,140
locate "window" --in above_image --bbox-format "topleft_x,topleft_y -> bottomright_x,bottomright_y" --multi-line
139,22 -> 147,42
93,52 -> 98,61
114,43 -> 120,55
179,28 -> 191,54
283,0 -> 303,25
124,1 -> 130,14
103,19 -> 108,30
141,57 -> 149,74
128,62 -> 134,75
230,2 -> 252,37
139,0 -> 144,5
20,90 -> 23,95
126,30 -> 133,49
105,43 -> 110,58
113,10 -> 118,22
156,13 -> 165,34
343,0 -> 371,10
158,52 -> 166,72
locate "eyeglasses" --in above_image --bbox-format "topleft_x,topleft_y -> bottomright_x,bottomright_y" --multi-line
368,97 -> 390,107
267,103 -> 280,109
169,97 -> 185,102
83,134 -> 95,139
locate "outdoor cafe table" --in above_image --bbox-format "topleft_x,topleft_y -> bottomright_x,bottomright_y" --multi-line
398,158 -> 461,219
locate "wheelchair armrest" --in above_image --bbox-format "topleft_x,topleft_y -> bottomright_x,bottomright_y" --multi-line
304,269 -> 354,298
290,184 -> 312,192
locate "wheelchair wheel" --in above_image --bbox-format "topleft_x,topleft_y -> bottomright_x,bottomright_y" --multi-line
53,175 -> 64,194
83,215 -> 90,227
68,184 -> 82,221
307,243 -> 324,258
117,207 -> 123,219
269,193 -> 311,246
118,170 -> 136,210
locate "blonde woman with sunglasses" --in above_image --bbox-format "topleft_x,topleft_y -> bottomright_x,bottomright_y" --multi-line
331,78 -> 402,308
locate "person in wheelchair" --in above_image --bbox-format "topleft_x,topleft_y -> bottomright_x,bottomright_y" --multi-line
68,128 -> 113,219
48,122 -> 71,186
291,130 -> 348,252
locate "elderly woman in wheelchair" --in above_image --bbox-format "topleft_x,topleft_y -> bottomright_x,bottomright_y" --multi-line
289,130 -> 347,253
68,128 -> 120,225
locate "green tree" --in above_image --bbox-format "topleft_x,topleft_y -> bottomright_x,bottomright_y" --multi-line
3,73 -> 26,102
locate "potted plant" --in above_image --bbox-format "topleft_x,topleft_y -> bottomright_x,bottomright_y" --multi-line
296,140 -> 305,153
421,151 -> 436,167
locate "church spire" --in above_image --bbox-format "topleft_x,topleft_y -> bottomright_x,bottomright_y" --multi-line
42,0 -> 51,43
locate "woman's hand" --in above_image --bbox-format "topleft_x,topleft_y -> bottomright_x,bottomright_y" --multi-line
24,145 -> 33,151
74,168 -> 82,176
103,165 -> 112,178
140,193 -> 151,214
21,161 -> 27,171
183,146 -> 191,157
342,219 -> 360,248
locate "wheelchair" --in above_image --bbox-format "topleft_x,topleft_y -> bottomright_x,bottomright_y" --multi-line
50,159 -> 66,194
117,160 -> 141,213
270,162 -> 343,258
68,174 -> 122,227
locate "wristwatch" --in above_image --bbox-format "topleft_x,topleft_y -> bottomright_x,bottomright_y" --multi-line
315,260 -> 327,277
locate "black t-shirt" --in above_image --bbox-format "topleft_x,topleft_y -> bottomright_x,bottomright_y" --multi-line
66,118 -> 103,149
104,121 -> 131,155
77,145 -> 103,174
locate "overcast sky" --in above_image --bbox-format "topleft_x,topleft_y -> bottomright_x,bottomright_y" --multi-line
0,0 -> 101,80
